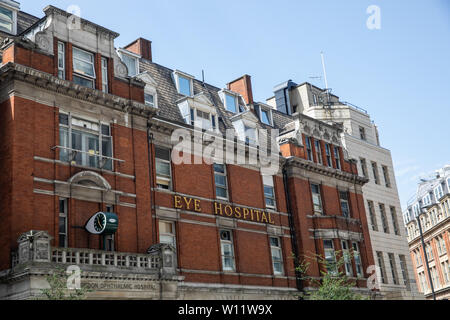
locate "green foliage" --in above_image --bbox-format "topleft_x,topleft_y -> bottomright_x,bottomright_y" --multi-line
295,251 -> 369,301
36,268 -> 90,300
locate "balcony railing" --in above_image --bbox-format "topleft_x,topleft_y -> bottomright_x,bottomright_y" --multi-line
11,231 -> 176,275
50,248 -> 160,270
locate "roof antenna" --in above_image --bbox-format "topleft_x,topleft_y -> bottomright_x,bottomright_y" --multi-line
202,70 -> 205,86
320,52 -> 331,107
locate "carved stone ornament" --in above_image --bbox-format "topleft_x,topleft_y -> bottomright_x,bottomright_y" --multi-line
35,32 -> 52,55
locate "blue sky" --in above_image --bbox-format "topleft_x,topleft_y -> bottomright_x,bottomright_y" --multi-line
23,1 -> 450,209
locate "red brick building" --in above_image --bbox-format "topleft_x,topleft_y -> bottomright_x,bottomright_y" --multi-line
0,4 -> 375,299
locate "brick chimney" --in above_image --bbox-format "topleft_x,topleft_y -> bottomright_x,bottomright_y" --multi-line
124,38 -> 152,61
227,74 -> 254,105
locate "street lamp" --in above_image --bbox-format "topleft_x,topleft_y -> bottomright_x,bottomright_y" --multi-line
416,206 -> 436,300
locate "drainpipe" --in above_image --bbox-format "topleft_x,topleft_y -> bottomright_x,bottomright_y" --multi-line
282,161 -> 303,294
147,121 -> 157,245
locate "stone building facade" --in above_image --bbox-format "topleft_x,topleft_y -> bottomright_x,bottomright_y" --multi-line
0,3 -> 376,299
404,165 -> 450,300
266,81 -> 422,299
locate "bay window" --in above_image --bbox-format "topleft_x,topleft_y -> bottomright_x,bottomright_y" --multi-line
59,113 -> 113,170
73,47 -> 96,88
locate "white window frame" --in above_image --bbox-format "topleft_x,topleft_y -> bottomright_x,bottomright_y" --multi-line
225,92 -> 238,113
220,230 -> 235,272
59,112 -> 114,171
214,163 -> 228,200
159,220 -> 176,247
352,242 -> 363,277
434,185 -> 444,201
323,240 -> 337,275
256,104 -> 273,126
341,240 -> 353,277
118,48 -> 140,77
155,147 -> 172,190
173,70 -> 194,96
101,57 -> 108,93
145,91 -> 156,108
339,191 -> 350,218
311,183 -> 323,214
263,175 -> 276,210
72,47 -> 96,88
57,41 -> 65,80
0,3 -> 18,35
270,237 -> 284,276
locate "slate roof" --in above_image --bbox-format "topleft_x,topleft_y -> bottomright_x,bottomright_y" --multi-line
139,59 -> 296,135
17,11 -> 40,35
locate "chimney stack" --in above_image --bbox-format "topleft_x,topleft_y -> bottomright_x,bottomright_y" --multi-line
124,38 -> 152,61
227,74 -> 254,105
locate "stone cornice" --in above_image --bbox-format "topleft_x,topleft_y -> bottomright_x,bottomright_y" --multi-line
0,62 -> 157,118
43,5 -> 120,39
285,156 -> 368,185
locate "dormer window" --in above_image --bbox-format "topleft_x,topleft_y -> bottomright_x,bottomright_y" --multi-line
255,104 -> 273,126
145,93 -> 155,107
173,71 -> 194,96
244,125 -> 257,145
178,75 -> 192,96
73,47 -> 96,89
118,49 -> 140,77
0,2 -> 18,35
225,93 -> 237,113
178,94 -> 218,131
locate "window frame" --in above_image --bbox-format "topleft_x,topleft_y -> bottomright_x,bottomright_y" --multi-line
58,198 -> 68,248
72,46 -> 96,88
0,5 -> 17,34
379,203 -> 390,234
376,251 -> 387,284
314,140 -> 323,165
382,165 -> 391,188
372,161 -> 380,185
158,220 -> 176,247
118,49 -> 140,77
57,41 -> 65,80
325,143 -> 332,167
352,242 -> 363,278
305,137 -> 313,161
220,230 -> 236,272
311,183 -> 323,215
341,240 -> 353,277
388,253 -> 399,285
155,147 -> 172,190
323,239 -> 337,275
367,200 -> 378,231
101,57 -> 108,93
359,126 -> 366,141
334,146 -> 341,170
360,158 -> 368,178
270,237 -> 284,276
214,163 -> 229,200
173,71 -> 194,96
390,206 -> 400,236
339,191 -> 351,218
263,175 -> 276,210
59,113 -> 113,171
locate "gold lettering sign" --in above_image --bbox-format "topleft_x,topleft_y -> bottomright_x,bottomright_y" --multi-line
175,196 -> 275,225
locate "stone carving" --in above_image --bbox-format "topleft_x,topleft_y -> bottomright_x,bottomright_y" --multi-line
35,32 -> 53,55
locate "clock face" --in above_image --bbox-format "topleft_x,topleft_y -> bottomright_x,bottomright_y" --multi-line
94,213 -> 106,233
86,212 -> 119,235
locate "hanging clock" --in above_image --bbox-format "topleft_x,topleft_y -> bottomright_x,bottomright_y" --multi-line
85,212 -> 118,235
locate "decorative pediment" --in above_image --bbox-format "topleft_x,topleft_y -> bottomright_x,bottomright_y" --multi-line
230,109 -> 259,124
136,71 -> 158,86
68,171 -> 112,190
